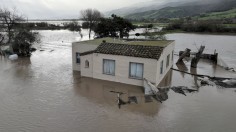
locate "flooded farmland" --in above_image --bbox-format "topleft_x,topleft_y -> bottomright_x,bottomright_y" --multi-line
0,30 -> 236,132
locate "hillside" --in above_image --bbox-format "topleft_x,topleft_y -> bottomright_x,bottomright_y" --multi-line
105,1 -> 186,17
195,8 -> 236,20
124,0 -> 236,20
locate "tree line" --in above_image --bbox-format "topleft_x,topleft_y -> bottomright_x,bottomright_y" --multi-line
164,19 -> 236,33
80,9 -> 135,39
18,21 -> 82,31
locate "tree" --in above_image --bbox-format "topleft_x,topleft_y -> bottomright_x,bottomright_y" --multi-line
142,23 -> 153,39
12,28 -> 40,56
94,18 -> 117,38
0,8 -> 24,53
80,9 -> 102,39
111,14 -> 135,38
64,20 -> 83,39
94,15 -> 135,38
149,31 -> 167,40
63,20 -> 81,32
0,8 -> 40,56
142,25 -> 166,40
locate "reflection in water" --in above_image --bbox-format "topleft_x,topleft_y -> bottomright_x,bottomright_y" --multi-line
176,61 -> 188,78
190,67 -> 200,90
73,75 -> 162,115
73,70 -> 175,109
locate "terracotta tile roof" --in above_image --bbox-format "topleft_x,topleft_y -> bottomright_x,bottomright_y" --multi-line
95,43 -> 164,60
80,50 -> 96,56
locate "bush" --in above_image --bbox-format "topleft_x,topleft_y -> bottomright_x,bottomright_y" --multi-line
12,29 -> 40,56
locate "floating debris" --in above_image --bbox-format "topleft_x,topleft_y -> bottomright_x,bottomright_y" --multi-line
171,86 -> 187,96
214,79 -> 236,88
144,95 -> 153,103
217,57 -> 235,72
182,87 -> 198,93
9,54 -> 18,60
152,94 -> 163,103
110,91 -> 128,109
128,96 -> 138,104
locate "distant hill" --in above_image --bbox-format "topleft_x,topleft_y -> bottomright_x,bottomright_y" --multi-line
124,0 -> 236,20
105,1 -> 187,17
195,8 -> 236,20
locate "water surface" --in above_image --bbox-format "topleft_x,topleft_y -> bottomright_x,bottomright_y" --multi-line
0,31 -> 235,132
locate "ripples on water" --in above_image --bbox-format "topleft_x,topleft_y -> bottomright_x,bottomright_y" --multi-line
0,31 -> 235,132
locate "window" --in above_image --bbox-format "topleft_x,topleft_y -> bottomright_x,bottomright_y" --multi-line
103,59 -> 115,75
166,54 -> 170,68
76,52 -> 80,64
160,60 -> 163,74
129,62 -> 144,79
85,60 -> 89,68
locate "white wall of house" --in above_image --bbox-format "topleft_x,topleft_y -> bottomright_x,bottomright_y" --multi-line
91,53 -> 158,86
80,54 -> 93,77
156,42 -> 175,87
72,42 -> 99,71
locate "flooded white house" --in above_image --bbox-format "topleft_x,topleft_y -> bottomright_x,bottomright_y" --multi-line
72,38 -> 175,86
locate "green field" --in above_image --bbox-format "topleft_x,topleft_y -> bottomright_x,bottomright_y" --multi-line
132,22 -> 168,27
195,8 -> 236,20
223,24 -> 236,28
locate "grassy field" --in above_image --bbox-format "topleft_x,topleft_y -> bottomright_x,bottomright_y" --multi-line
132,22 -> 168,27
195,8 -> 236,20
223,24 -> 236,28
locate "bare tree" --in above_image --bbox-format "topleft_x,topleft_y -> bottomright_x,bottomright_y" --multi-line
80,9 -> 102,39
0,8 -> 25,53
0,8 -> 40,56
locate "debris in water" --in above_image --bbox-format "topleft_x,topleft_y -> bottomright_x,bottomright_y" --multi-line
171,86 -> 187,96
9,54 -> 18,60
152,94 -> 163,103
222,79 -> 236,85
182,87 -> 198,93
110,91 -> 128,109
128,96 -> 138,104
144,95 -> 153,103
225,67 -> 235,72
198,77 -> 214,86
50,50 -> 54,52
200,80 -> 209,86
40,50 -> 45,51
217,57 -> 235,72
30,47 -> 37,52
172,68 -> 235,88
214,79 -> 236,88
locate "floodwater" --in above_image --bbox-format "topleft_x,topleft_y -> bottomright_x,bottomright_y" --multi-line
0,30 -> 236,132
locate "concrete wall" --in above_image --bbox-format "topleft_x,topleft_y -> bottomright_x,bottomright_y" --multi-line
91,53 -> 158,86
72,42 -> 99,71
155,42 -> 175,87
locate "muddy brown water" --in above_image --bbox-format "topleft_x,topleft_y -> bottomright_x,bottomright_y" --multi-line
0,31 -> 236,132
